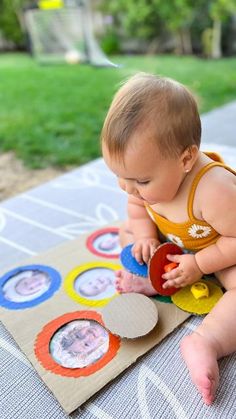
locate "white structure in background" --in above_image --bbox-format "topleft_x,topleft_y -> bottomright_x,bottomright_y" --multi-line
24,0 -> 117,67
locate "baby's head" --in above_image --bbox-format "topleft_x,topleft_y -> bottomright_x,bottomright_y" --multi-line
60,323 -> 106,356
98,234 -> 119,251
102,72 -> 201,162
14,271 -> 50,296
78,275 -> 112,297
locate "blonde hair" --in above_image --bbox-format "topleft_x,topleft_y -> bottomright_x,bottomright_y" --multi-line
101,73 -> 201,159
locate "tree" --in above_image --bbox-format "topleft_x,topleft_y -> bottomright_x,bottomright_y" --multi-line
99,0 -> 164,41
152,0 -> 198,54
209,0 -> 236,58
0,0 -> 28,47
99,0 -> 204,54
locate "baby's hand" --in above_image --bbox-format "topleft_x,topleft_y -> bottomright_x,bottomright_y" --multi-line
162,253 -> 203,289
132,238 -> 159,265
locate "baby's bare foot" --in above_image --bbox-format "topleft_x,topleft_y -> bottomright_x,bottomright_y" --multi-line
115,269 -> 157,296
180,332 -> 219,405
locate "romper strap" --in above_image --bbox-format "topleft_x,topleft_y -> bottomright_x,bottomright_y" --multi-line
187,161 -> 227,220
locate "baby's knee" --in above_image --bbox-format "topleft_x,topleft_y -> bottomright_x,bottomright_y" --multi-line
215,265 -> 236,291
119,220 -> 134,247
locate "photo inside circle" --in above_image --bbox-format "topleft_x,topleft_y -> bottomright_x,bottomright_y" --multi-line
73,267 -> 116,300
2,269 -> 51,303
49,319 -> 109,369
93,232 -> 121,255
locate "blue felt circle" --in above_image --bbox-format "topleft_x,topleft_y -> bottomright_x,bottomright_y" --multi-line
0,264 -> 61,310
120,244 -> 148,277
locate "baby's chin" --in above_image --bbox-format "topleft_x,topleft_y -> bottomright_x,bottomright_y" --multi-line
17,290 -> 39,296
143,198 -> 158,205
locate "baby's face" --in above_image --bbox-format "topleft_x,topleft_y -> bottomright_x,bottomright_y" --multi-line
98,234 -> 119,251
80,276 -> 111,297
103,136 -> 187,205
68,325 -> 104,354
15,273 -> 48,296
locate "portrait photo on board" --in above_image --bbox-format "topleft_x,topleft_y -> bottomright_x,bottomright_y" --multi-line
2,269 -> 51,303
87,227 -> 121,258
73,267 -> 116,301
49,319 -> 109,368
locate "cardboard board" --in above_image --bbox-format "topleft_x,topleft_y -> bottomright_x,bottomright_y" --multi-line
102,293 -> 158,338
0,225 -> 190,414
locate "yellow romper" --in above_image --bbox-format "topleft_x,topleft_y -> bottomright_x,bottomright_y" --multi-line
145,153 -> 236,253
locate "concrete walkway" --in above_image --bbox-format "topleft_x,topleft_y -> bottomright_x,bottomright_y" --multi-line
201,101 -> 236,147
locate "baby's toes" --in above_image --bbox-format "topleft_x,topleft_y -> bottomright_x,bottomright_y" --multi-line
115,270 -> 123,278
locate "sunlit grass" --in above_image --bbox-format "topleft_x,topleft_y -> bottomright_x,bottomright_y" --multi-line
0,53 -> 235,168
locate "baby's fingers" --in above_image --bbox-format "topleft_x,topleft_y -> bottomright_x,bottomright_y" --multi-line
166,254 -> 182,263
142,244 -> 151,264
162,278 -> 183,289
162,266 -> 182,281
150,242 -> 158,257
132,244 -> 144,265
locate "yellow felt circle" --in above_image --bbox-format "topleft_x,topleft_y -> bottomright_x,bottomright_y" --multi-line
64,262 -> 122,307
171,281 -> 223,314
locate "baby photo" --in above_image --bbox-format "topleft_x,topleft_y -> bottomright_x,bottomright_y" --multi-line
2,269 -> 51,303
74,267 -> 116,300
49,319 -> 109,369
93,231 -> 121,256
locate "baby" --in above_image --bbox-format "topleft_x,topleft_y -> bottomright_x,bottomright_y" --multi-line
51,320 -> 109,368
3,270 -> 50,302
60,322 -> 107,356
14,271 -> 50,296
78,275 -> 113,297
97,233 -> 120,252
101,73 -> 236,405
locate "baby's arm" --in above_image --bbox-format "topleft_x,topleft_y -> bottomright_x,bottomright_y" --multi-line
195,181 -> 236,273
128,195 -> 159,264
163,172 -> 236,288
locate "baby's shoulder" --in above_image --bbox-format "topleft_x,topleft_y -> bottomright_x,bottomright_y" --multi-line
198,165 -> 236,207
201,165 -> 235,187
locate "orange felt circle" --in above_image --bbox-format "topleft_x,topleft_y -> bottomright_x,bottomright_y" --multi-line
164,262 -> 178,273
34,311 -> 120,377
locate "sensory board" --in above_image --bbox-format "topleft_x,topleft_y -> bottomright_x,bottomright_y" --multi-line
0,225 -> 190,414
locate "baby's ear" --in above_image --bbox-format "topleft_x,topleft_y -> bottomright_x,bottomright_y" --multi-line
182,145 -> 198,172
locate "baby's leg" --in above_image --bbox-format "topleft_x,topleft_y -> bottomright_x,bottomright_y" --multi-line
118,220 -> 134,248
117,221 -> 157,296
181,265 -> 236,405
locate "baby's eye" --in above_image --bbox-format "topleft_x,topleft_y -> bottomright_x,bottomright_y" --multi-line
136,180 -> 150,185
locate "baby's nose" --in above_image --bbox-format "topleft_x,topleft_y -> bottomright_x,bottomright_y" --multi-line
126,183 -> 138,196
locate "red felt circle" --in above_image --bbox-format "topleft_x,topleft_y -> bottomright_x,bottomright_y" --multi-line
149,243 -> 183,296
86,227 -> 120,258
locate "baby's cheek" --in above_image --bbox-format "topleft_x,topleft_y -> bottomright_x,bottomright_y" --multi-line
118,179 -> 126,191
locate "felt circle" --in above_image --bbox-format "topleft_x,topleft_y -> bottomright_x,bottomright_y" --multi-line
171,281 -> 223,314
34,311 -> 120,377
64,262 -> 121,307
102,293 -> 158,339
120,244 -> 148,277
86,227 -> 121,258
149,243 -> 183,296
0,264 -> 61,310
153,295 -> 172,304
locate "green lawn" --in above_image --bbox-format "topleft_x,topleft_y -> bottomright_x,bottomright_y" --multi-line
0,53 -> 236,168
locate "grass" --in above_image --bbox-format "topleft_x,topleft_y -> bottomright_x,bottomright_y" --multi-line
0,52 -> 236,168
